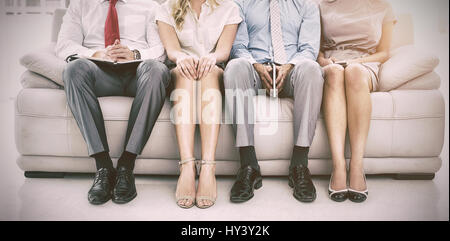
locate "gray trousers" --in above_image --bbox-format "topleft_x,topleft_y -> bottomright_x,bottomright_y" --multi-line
63,58 -> 170,156
223,58 -> 324,147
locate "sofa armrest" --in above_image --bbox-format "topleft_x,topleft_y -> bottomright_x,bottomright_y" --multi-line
19,42 -> 67,87
378,45 -> 440,92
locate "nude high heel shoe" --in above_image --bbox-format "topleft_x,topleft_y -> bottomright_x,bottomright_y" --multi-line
176,157 -> 197,209
195,160 -> 217,209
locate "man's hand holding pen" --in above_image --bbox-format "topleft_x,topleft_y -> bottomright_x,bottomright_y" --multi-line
254,63 -> 294,96
274,64 -> 294,94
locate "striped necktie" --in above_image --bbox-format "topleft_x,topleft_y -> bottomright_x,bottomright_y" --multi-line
270,0 -> 287,64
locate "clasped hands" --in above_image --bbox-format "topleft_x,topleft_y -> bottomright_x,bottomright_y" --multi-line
176,53 -> 217,80
253,63 -> 294,95
92,40 -> 135,62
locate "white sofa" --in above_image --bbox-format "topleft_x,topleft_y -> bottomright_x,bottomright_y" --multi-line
15,9 -> 445,179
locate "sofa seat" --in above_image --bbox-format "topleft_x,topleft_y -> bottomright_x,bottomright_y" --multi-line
15,88 -> 445,175
14,9 -> 445,178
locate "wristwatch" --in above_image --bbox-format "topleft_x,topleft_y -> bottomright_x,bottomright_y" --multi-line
132,49 -> 141,60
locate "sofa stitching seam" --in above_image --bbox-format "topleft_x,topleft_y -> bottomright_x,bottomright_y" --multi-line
389,91 -> 395,157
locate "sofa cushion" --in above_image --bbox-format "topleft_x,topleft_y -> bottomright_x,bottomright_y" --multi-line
378,45 -> 440,91
19,43 -> 66,86
20,71 -> 62,89
15,89 -> 445,160
396,71 -> 441,90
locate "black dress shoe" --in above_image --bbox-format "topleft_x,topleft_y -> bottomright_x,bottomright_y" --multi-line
88,168 -> 116,205
230,166 -> 263,203
289,165 -> 317,203
112,166 -> 137,204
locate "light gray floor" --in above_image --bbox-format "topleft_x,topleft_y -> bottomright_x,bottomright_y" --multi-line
0,1 -> 448,221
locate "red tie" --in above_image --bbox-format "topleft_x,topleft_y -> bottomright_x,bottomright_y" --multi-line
104,0 -> 120,47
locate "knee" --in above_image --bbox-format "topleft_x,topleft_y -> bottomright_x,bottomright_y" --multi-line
223,58 -> 252,89
297,59 -> 321,72
170,67 -> 193,86
203,66 -> 223,84
323,64 -> 345,89
138,59 -> 169,76
170,67 -> 183,80
344,64 -> 369,91
225,58 -> 252,74
292,60 -> 324,87
63,58 -> 94,87
293,59 -> 322,78
137,59 -> 170,87
205,65 -> 223,79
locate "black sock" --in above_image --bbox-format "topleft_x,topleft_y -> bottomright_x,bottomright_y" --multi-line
117,151 -> 137,170
93,152 -> 114,171
290,146 -> 309,168
239,146 -> 260,170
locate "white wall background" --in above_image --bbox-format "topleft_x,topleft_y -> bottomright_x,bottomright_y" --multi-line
388,0 -> 449,222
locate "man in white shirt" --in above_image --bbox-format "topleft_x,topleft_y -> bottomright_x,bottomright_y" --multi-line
56,0 -> 170,205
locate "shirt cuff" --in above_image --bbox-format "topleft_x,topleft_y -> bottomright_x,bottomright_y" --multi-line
138,48 -> 166,62
138,49 -> 152,61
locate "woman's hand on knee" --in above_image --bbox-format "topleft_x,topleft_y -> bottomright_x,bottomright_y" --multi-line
176,54 -> 199,80
197,54 -> 217,80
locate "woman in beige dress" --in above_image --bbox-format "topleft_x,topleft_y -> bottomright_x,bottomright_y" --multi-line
317,0 -> 396,202
156,0 -> 241,209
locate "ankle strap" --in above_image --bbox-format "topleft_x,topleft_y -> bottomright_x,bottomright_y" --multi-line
179,157 -> 196,166
197,160 -> 216,165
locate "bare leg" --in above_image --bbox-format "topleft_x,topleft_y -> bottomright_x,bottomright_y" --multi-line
322,64 -> 347,190
172,69 -> 197,207
344,64 -> 373,191
197,66 -> 223,207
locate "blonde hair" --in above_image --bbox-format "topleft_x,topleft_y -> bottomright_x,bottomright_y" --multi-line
172,0 -> 220,30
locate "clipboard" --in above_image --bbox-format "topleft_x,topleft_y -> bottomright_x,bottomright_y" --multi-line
67,54 -> 143,68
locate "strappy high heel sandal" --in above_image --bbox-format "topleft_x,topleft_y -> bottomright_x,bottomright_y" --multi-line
348,169 -> 368,203
328,172 -> 348,202
176,157 -> 197,209
195,160 -> 217,209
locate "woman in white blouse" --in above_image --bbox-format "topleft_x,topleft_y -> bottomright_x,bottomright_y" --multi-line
156,0 -> 242,209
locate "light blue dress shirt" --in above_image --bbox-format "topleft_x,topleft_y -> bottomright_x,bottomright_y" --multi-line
231,0 -> 321,65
